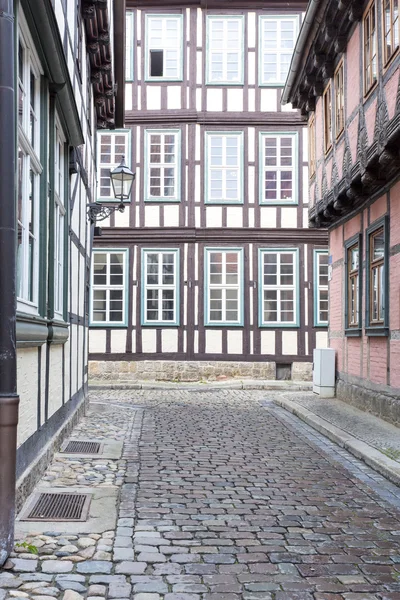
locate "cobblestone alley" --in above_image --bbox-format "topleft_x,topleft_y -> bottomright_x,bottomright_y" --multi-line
2,390 -> 400,600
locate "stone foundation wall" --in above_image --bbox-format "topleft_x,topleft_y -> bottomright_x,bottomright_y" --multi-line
89,360 -> 313,383
336,377 -> 400,426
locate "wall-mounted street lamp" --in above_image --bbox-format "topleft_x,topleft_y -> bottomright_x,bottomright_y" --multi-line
87,156 -> 135,225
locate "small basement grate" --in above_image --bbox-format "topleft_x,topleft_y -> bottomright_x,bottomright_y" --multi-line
61,440 -> 101,454
20,492 -> 92,522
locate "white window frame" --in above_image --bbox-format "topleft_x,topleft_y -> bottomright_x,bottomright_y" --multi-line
145,129 -> 181,202
206,16 -> 244,85
145,14 -> 183,81
54,114 -> 66,318
125,12 -> 134,81
205,248 -> 243,326
314,250 -> 329,326
205,132 -> 243,204
90,249 -> 128,326
259,15 -> 300,86
141,249 -> 180,326
259,248 -> 299,327
16,12 -> 43,314
259,132 -> 298,205
97,130 -> 131,202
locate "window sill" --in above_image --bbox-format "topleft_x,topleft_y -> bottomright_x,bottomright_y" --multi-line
144,198 -> 181,203
205,323 -> 244,328
206,81 -> 244,87
259,200 -> 298,206
90,323 -> 128,328
345,327 -> 362,337
365,326 -> 389,337
16,313 -> 48,348
47,320 -> 69,345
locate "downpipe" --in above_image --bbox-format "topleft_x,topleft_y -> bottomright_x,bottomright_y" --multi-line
0,0 -> 20,566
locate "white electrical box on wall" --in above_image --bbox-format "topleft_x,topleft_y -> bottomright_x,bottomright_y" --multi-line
313,348 -> 336,398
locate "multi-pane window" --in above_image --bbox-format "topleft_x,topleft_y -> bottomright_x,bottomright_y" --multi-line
146,15 -> 183,80
314,251 -> 329,326
54,115 -> 66,317
259,16 -> 299,85
207,16 -> 244,84
259,249 -> 298,326
97,130 -> 131,201
334,61 -> 344,138
260,133 -> 297,204
309,116 -> 316,178
364,1 -> 378,94
383,0 -> 399,65
91,251 -> 128,325
205,249 -> 242,325
347,242 -> 360,328
142,250 -> 179,325
369,227 -> 385,324
206,132 -> 243,203
17,21 -> 43,310
146,130 -> 180,201
126,12 -> 134,81
323,83 -> 332,153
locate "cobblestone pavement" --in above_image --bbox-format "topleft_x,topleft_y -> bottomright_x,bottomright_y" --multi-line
1,390 -> 400,600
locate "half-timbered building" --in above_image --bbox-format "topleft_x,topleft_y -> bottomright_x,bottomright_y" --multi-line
283,0 -> 400,423
0,0 -> 124,561
88,0 -> 329,384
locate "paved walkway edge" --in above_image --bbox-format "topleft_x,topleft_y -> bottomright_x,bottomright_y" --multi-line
89,379 -> 313,391
273,396 -> 400,488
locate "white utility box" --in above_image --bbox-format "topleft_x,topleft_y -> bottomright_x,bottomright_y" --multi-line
313,348 -> 335,397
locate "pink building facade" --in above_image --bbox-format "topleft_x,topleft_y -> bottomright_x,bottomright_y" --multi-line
283,0 -> 400,423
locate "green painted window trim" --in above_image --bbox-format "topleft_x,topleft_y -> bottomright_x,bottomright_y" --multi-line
90,248 -> 129,328
258,247 -> 300,328
144,14 -> 184,82
96,129 -> 132,203
258,14 -> 300,88
141,248 -> 180,327
205,15 -> 245,86
126,12 -> 134,82
365,216 -> 389,336
144,129 -> 181,203
205,131 -> 244,205
259,131 -> 299,205
313,249 -> 329,327
344,234 -> 362,337
204,247 -> 244,327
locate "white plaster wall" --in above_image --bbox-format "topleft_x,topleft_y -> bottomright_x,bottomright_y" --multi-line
261,330 -> 275,355
206,206 -> 222,227
145,205 -> 160,227
226,207 -> 243,228
164,205 -> 180,227
281,207 -> 297,228
207,89 -> 223,112
282,331 -> 298,355
260,89 -> 276,112
260,207 -> 277,228
227,330 -> 242,354
162,329 -> 178,353
47,345 -> 63,420
142,329 -> 157,353
206,330 -> 222,354
315,331 -> 328,348
147,86 -> 161,110
89,330 -> 107,354
17,348 -> 39,447
111,330 -> 127,353
227,89 -> 243,112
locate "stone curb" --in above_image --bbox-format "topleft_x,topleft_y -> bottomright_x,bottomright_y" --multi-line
89,380 -> 313,392
273,396 -> 400,487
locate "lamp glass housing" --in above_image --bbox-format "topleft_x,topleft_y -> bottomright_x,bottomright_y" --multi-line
110,158 -> 135,200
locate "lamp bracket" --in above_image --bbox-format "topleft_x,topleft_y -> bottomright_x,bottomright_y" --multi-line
87,202 -> 125,224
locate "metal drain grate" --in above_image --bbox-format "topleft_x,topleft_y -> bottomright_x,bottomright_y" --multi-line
20,492 -> 92,522
61,440 -> 101,454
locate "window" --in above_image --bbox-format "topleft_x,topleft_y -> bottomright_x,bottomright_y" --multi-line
97,130 -> 131,202
323,83 -> 332,153
260,132 -> 297,204
259,15 -> 299,86
314,250 -> 329,326
259,249 -> 299,327
54,115 -> 66,317
205,248 -> 243,326
146,15 -> 183,80
145,130 -> 180,201
383,0 -> 399,65
206,132 -> 243,203
142,249 -> 179,325
345,238 -> 361,332
17,19 -> 43,312
366,219 -> 388,334
364,1 -> 378,94
334,61 -> 344,138
206,16 -> 244,84
309,115 -> 316,178
126,12 -> 134,81
91,250 -> 128,326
